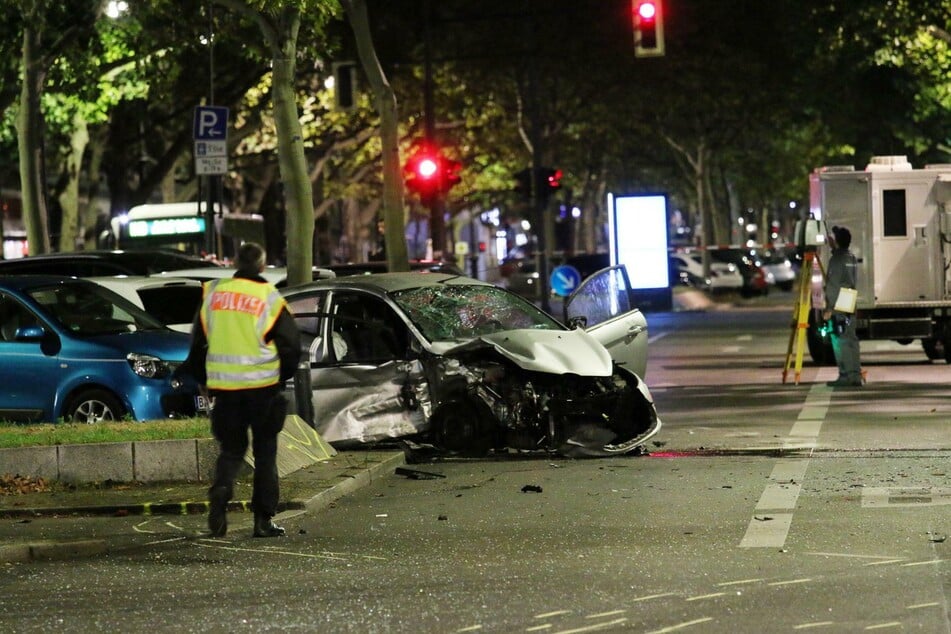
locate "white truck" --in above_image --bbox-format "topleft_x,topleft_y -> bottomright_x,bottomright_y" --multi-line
807,156 -> 951,363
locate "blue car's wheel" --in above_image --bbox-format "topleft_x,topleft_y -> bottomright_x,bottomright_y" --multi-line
65,389 -> 126,423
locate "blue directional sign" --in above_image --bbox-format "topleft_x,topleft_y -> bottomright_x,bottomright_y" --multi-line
550,265 -> 582,297
192,106 -> 229,140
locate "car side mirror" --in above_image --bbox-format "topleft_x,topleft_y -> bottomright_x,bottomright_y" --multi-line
567,315 -> 587,330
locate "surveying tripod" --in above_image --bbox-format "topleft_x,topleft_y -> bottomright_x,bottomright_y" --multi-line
782,250 -> 825,384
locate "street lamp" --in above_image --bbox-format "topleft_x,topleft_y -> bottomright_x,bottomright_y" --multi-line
105,1 -> 128,19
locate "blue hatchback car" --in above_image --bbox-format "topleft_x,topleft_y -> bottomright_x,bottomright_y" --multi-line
0,276 -> 202,423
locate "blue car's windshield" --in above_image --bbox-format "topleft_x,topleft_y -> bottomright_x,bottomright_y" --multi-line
391,284 -> 562,342
28,282 -> 166,335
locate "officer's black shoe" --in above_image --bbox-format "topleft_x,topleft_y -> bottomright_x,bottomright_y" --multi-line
207,487 -> 229,537
253,515 -> 285,538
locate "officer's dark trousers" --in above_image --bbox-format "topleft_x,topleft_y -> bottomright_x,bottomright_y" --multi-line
209,386 -> 286,518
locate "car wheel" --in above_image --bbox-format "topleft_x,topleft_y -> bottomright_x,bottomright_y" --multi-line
430,397 -> 495,457
65,389 -> 127,423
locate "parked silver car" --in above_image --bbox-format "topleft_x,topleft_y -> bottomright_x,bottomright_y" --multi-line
282,266 -> 659,458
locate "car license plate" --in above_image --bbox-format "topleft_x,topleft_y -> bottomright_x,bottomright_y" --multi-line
195,395 -> 211,412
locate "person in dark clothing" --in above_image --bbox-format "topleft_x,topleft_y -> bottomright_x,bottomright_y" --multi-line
177,243 -> 301,538
822,225 -> 862,387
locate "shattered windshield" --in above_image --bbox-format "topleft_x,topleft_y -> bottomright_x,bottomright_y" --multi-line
28,283 -> 165,336
392,284 -> 562,342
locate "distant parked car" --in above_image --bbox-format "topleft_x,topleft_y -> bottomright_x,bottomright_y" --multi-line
0,249 -> 221,277
756,249 -> 796,291
87,276 -> 203,333
669,252 -> 744,292
711,249 -> 769,297
0,276 -> 202,423
281,266 -> 659,457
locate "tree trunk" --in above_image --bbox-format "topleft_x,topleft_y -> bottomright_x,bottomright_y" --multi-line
270,19 -> 315,287
57,112 -> 89,252
344,0 -> 408,272
17,24 -> 51,255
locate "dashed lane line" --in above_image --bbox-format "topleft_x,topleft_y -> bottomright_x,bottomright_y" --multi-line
740,383 -> 828,548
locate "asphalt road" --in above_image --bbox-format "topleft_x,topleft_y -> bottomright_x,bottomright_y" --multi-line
3,296 -> 950,633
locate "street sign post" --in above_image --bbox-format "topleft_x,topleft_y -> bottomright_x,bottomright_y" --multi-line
193,106 -> 229,255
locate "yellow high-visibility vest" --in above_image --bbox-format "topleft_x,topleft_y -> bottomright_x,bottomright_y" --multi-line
200,277 -> 287,390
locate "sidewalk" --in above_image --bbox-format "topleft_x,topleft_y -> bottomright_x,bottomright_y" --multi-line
0,448 -> 406,564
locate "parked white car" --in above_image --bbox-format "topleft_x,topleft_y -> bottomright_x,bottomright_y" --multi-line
756,249 -> 796,291
151,265 -> 335,287
669,252 -> 744,291
87,276 -> 203,333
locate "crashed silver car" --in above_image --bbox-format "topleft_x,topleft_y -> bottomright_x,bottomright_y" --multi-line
282,266 -> 660,457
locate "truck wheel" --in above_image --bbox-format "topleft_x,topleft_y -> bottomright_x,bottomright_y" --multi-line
922,338 -> 943,361
806,311 -> 836,366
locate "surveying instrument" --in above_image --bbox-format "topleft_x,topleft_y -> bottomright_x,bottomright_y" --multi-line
782,215 -> 828,384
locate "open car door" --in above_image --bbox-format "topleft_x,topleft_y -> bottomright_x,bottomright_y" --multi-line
564,265 -> 648,378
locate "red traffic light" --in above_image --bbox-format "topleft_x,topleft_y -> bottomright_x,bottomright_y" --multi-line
415,156 -> 439,180
404,143 -> 462,199
637,1 -> 656,20
633,0 -> 665,57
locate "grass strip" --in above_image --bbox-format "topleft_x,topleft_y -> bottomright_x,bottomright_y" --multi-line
0,418 -> 211,449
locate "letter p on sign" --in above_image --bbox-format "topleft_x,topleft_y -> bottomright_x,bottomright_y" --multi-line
193,106 -> 229,140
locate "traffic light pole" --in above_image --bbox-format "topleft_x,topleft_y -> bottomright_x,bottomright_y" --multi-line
423,0 -> 446,258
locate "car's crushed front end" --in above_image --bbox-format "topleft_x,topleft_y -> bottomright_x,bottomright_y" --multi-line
424,329 -> 660,457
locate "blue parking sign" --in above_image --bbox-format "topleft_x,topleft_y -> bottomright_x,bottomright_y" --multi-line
193,106 -> 229,140
550,265 -> 582,297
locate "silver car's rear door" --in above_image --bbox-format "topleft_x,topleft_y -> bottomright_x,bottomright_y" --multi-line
564,265 -> 648,378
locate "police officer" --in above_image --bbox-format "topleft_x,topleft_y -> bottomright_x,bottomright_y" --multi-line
179,242 -> 301,537
823,225 -> 862,387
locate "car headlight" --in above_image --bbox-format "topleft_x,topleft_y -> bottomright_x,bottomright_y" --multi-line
127,352 -> 172,379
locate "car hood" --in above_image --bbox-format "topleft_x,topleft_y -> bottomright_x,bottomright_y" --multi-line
84,329 -> 192,361
440,327 -> 613,376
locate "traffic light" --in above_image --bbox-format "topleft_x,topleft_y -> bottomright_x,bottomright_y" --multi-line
404,143 -> 462,202
633,0 -> 665,57
514,167 -> 563,207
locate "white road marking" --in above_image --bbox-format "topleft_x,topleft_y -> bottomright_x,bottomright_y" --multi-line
741,383 -> 826,547
768,578 -> 813,586
631,592 -> 678,602
721,346 -> 742,353
648,332 -> 669,344
793,622 -> 835,630
716,578 -> 764,587
644,617 -> 713,633
553,618 -> 627,633
535,611 -> 572,619
907,602 -> 941,609
585,610 -> 626,619
740,513 -> 793,548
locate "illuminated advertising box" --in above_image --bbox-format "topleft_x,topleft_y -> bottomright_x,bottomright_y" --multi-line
608,193 -> 672,310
